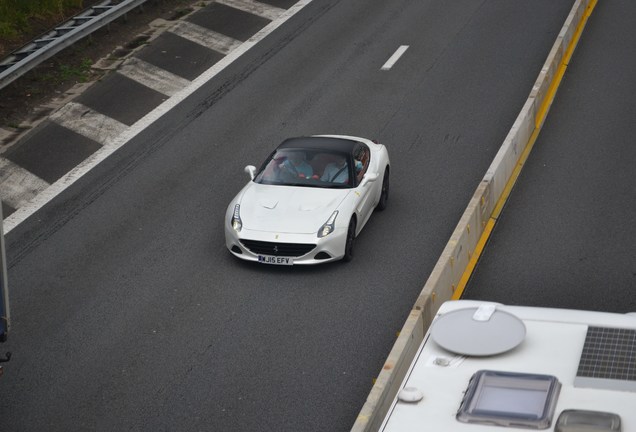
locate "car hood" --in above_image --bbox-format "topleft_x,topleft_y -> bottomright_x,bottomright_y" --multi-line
239,183 -> 351,233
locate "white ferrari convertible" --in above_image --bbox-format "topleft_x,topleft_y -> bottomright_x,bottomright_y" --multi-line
224,135 -> 390,265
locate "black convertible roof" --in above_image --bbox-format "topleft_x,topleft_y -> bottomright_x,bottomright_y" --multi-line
277,136 -> 360,153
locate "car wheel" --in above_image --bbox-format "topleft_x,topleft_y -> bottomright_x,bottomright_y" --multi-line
343,218 -> 356,262
376,168 -> 389,211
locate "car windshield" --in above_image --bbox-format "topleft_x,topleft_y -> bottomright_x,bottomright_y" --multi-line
254,149 -> 353,188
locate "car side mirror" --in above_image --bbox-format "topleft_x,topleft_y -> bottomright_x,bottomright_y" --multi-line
245,165 -> 257,180
361,172 -> 378,187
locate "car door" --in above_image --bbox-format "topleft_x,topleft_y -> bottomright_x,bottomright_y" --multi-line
352,144 -> 376,231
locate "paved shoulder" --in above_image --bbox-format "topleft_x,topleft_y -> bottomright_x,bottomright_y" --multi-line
0,0 -> 299,222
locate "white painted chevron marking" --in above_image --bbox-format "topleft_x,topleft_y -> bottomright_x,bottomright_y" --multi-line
50,101 -> 128,145
170,20 -> 242,55
0,158 -> 50,209
5,0 -> 314,233
118,57 -> 190,96
216,0 -> 285,21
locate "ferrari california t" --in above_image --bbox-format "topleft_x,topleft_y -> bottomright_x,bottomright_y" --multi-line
224,135 -> 390,265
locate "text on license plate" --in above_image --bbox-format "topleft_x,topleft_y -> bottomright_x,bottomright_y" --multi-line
258,255 -> 294,265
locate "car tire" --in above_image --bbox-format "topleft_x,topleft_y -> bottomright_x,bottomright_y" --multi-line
343,218 -> 356,262
376,168 -> 389,211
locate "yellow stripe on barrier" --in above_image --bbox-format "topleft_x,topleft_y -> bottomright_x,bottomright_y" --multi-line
452,0 -> 598,301
536,0 -> 598,128
451,126 -> 540,300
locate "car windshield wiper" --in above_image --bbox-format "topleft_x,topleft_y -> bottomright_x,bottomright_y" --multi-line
258,181 -> 349,189
285,182 -> 340,189
282,182 -> 310,187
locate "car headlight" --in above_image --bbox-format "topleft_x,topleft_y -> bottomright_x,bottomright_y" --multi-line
318,210 -> 338,238
231,204 -> 242,232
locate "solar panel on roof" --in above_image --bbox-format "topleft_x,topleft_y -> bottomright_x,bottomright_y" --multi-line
574,326 -> 636,392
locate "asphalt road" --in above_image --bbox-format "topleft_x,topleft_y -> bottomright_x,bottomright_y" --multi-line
463,0 -> 636,313
1,0 -> 574,430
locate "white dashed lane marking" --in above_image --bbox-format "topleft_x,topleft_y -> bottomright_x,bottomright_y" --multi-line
0,158 -> 50,209
49,102 -> 128,146
216,0 -> 285,21
170,20 -> 242,55
381,45 -> 409,71
118,57 -> 191,96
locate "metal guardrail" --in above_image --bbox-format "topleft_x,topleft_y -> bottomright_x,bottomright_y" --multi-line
0,0 -> 150,91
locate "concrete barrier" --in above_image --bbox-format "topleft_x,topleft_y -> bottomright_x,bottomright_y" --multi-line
351,0 -> 596,430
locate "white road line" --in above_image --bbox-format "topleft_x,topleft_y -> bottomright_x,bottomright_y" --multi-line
118,57 -> 191,96
381,45 -> 409,71
4,0 -> 314,233
0,158 -> 50,209
216,0 -> 285,21
170,20 -> 242,55
50,102 -> 128,146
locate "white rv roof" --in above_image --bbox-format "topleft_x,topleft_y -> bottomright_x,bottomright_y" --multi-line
380,300 -> 636,431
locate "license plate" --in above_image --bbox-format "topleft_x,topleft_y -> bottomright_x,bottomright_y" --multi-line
258,255 -> 294,265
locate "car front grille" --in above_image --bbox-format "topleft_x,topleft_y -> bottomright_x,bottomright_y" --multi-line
240,240 -> 316,257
